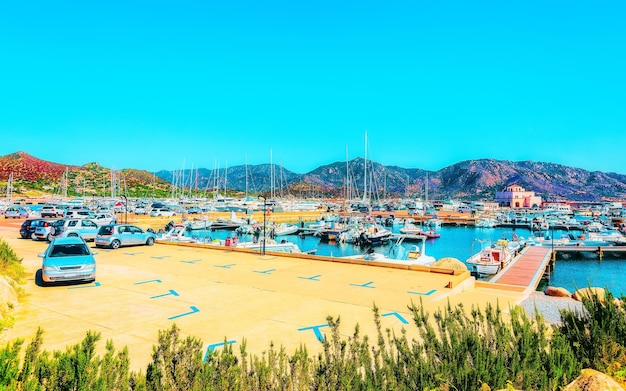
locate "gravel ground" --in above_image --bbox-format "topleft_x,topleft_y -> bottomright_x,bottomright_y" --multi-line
519,291 -> 585,324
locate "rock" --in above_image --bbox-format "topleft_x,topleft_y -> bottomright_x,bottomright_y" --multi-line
544,286 -> 572,297
432,257 -> 468,271
573,287 -> 606,303
0,276 -> 18,318
562,368 -> 625,391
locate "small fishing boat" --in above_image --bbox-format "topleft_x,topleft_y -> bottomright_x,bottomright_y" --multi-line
272,223 -> 299,236
466,239 -> 515,276
399,222 -> 441,238
158,223 -> 196,243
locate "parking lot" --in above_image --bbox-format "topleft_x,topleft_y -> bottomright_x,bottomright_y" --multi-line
0,219 -> 525,371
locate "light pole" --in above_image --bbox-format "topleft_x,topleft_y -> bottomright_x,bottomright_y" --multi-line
258,195 -> 266,255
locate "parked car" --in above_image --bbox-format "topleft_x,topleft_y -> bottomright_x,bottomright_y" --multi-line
38,237 -> 97,284
92,213 -> 117,226
95,224 -> 157,249
65,210 -> 96,219
50,219 -> 100,241
4,206 -> 29,219
40,205 -> 63,218
20,219 -> 45,239
149,207 -> 177,217
134,205 -> 148,215
33,220 -> 57,241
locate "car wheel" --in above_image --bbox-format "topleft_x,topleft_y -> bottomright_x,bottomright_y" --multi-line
31,233 -> 37,240
146,237 -> 155,246
111,239 -> 121,249
47,233 -> 53,241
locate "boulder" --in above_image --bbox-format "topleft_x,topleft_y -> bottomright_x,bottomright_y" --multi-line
562,368 -> 625,391
573,287 -> 606,303
432,257 -> 468,271
544,286 -> 572,298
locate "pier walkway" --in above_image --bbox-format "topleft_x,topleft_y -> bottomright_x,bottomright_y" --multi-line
486,246 -> 552,293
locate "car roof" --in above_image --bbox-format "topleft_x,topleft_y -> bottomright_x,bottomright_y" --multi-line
51,237 -> 87,245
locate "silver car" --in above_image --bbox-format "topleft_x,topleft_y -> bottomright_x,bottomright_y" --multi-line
95,224 -> 157,249
39,237 -> 97,285
50,219 -> 100,241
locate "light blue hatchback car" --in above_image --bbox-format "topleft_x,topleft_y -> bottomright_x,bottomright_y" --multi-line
39,237 -> 97,285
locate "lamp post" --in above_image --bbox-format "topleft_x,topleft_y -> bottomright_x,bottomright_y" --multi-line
258,195 -> 266,255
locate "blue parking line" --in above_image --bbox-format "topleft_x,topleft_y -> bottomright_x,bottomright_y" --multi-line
298,274 -> 321,281
168,306 -> 200,320
150,289 -> 179,299
298,323 -> 329,342
407,289 -> 436,296
215,263 -> 236,268
151,256 -> 171,260
203,340 -> 237,361
123,252 -> 144,256
134,279 -> 162,285
382,311 -> 410,324
253,268 -> 276,274
181,259 -> 202,264
350,281 -> 375,288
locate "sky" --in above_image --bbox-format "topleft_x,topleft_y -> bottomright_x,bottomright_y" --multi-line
1,1 -> 625,175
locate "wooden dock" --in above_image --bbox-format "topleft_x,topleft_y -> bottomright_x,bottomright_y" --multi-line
487,246 -> 552,293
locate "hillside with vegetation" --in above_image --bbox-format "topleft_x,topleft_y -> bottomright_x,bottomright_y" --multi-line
0,152 -> 172,199
2,152 -> 626,201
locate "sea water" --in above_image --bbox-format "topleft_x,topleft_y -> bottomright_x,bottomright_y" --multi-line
188,224 -> 626,296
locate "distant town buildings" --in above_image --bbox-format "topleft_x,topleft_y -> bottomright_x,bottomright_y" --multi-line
495,184 -> 542,208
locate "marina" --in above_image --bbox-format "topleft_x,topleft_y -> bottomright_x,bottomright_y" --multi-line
4,198 -> 626,297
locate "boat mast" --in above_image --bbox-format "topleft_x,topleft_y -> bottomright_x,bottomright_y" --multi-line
270,149 -> 274,199
345,145 -> 349,203
6,172 -> 13,205
425,172 -> 429,203
245,154 -> 249,199
363,130 -> 368,205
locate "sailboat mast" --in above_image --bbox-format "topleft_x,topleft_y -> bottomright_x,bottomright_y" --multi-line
345,145 -> 349,202
425,172 -> 429,203
245,154 -> 249,199
363,130 -> 368,204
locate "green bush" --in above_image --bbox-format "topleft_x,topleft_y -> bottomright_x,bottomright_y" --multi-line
4,293 -> 626,390
0,238 -> 25,283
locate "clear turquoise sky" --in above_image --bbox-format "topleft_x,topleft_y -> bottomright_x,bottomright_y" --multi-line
1,1 -> 624,174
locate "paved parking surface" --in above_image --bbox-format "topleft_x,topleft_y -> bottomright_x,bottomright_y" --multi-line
0,221 -> 525,371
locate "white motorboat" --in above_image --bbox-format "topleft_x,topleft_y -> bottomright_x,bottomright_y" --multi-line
272,223 -> 299,236
466,239 -> 515,276
158,224 -> 196,243
341,236 -> 436,266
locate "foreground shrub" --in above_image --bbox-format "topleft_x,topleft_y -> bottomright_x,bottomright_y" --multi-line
0,238 -> 25,283
558,290 -> 626,383
5,296 -> 624,390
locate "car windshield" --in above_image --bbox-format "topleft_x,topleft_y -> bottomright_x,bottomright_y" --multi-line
49,244 -> 90,257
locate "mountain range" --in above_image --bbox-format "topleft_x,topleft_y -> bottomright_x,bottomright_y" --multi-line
1,152 -> 625,202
